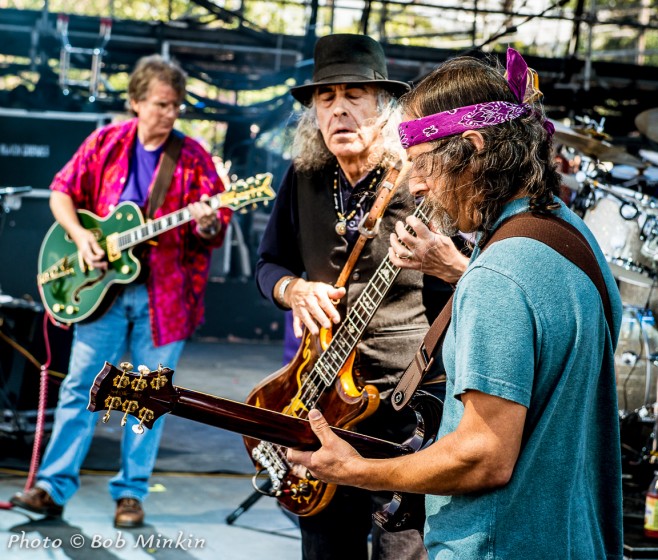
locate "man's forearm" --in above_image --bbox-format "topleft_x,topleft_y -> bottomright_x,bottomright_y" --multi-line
49,191 -> 86,241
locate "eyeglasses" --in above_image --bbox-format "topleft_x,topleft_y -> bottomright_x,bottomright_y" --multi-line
142,100 -> 186,115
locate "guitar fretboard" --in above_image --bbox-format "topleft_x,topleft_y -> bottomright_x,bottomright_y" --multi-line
302,200 -> 433,408
115,192 -> 230,250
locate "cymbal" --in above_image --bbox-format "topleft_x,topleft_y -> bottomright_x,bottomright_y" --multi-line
636,108 -> 658,143
550,120 -> 642,166
640,149 -> 658,167
605,150 -> 644,167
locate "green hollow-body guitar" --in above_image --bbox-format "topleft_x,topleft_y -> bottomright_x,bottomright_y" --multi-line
37,173 -> 274,325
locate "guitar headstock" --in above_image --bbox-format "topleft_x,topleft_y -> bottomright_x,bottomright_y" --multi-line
220,172 -> 275,212
88,361 -> 176,434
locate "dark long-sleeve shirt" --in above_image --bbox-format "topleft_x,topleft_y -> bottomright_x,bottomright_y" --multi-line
256,164 -> 379,306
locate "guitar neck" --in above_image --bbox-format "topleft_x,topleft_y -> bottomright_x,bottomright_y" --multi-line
309,200 -> 433,394
116,192 -> 228,250
155,386 -> 412,459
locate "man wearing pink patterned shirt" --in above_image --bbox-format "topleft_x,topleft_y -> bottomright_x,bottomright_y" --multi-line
10,54 -> 231,528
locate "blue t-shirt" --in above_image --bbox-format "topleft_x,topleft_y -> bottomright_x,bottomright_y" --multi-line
424,198 -> 624,559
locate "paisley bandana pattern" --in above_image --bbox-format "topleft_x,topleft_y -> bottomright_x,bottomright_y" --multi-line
399,102 -> 530,148
398,48 -> 553,148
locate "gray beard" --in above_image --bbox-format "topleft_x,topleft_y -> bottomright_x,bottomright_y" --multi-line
425,194 -> 459,237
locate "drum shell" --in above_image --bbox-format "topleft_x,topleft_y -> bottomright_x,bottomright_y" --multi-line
609,165 -> 639,184
645,167 -> 658,184
583,189 -> 656,285
615,306 -> 658,413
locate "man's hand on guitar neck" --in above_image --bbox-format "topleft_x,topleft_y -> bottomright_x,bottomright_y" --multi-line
287,409 -> 366,487
389,215 -> 468,283
190,194 -> 221,239
277,277 -> 345,338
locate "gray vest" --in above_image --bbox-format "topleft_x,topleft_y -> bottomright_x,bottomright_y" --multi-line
295,164 -> 429,391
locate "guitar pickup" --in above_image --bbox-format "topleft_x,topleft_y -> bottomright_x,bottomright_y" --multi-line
105,233 -> 121,262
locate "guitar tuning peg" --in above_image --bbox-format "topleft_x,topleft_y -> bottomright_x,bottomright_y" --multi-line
150,373 -> 169,390
240,209 -> 247,214
102,396 -> 122,423
132,423 -> 145,435
138,365 -> 150,375
120,362 -> 134,372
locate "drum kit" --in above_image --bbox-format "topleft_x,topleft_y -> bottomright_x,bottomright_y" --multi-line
556,110 -> 658,478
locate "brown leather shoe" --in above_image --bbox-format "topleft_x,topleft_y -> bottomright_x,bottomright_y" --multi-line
10,487 -> 63,517
114,498 -> 144,528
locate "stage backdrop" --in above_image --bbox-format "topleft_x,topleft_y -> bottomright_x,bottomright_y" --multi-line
0,109 -> 283,342
0,108 -> 109,190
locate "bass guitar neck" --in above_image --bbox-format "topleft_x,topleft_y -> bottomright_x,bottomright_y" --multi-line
88,361 -> 442,533
243,199 -> 435,519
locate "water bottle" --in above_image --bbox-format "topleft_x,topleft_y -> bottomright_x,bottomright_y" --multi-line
645,471 -> 658,538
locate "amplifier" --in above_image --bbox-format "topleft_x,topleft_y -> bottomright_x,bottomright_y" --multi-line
0,297 -> 72,434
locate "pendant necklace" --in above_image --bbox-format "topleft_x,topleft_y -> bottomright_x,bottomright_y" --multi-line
332,165 -> 382,236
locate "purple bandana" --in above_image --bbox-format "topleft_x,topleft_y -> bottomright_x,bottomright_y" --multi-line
398,48 -> 552,148
399,102 -> 530,148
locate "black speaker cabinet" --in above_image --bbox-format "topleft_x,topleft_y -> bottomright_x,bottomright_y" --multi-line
0,298 -> 72,434
0,109 -> 108,190
0,109 -> 109,301
0,191 -> 54,302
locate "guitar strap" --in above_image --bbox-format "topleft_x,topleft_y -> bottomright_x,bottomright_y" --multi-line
146,133 -> 185,219
335,160 -> 403,289
391,211 -> 614,411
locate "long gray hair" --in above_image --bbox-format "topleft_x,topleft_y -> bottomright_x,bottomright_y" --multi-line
292,89 -> 403,173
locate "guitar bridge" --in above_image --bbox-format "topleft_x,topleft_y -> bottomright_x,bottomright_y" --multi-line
106,233 -> 121,262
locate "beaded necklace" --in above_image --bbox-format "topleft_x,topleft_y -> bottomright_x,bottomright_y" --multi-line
332,164 -> 382,236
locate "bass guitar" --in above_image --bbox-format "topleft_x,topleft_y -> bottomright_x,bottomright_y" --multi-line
37,173 -> 274,324
88,361 -> 442,533
243,200 -> 434,518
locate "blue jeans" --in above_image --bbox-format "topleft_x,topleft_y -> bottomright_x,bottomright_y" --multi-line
36,285 -> 185,506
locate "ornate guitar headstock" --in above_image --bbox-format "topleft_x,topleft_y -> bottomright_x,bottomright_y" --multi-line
88,361 -> 176,434
217,172 -> 276,213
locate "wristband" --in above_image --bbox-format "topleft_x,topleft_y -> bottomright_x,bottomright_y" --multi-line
197,222 -> 218,236
277,277 -> 294,306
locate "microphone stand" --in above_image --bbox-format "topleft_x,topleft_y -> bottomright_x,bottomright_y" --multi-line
225,478 -> 273,525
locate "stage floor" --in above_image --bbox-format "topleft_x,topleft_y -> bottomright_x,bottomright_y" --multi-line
0,338 -> 301,559
2,337 -> 656,559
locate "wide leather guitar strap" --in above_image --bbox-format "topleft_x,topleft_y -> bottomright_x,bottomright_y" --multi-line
334,160 -> 403,289
146,133 -> 185,219
391,211 -> 614,411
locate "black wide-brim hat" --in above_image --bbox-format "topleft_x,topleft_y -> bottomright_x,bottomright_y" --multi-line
290,34 -> 411,106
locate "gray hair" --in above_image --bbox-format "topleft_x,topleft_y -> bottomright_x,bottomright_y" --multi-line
291,89 -> 403,173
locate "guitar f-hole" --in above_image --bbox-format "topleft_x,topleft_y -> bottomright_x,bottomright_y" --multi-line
72,269 -> 107,304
